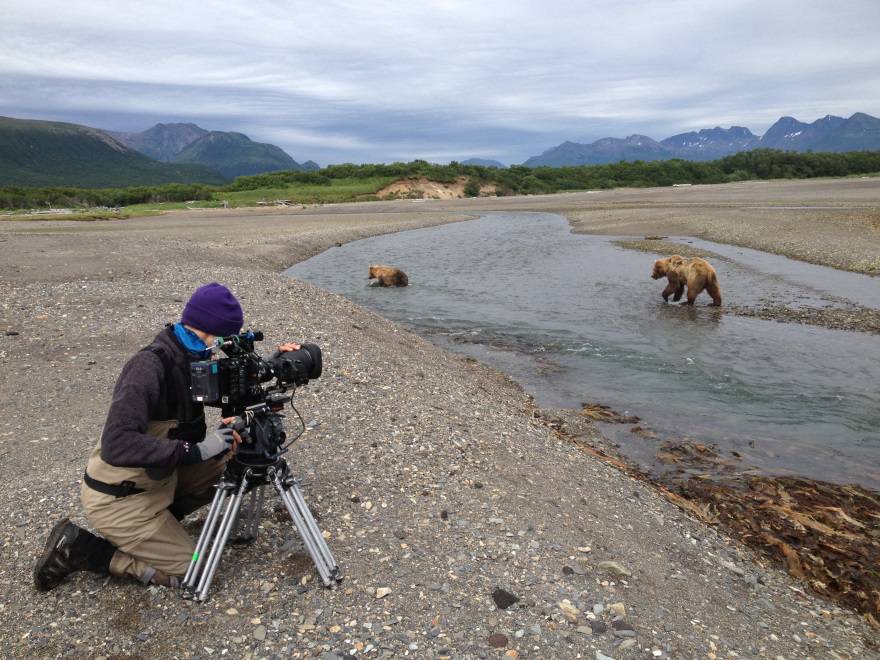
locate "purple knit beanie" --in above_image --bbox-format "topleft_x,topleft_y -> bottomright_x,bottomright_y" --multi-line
181,282 -> 243,336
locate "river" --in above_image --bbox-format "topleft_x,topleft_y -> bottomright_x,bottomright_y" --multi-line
286,212 -> 880,491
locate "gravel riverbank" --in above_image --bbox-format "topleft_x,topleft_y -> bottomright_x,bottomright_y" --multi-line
1,199 -> 878,658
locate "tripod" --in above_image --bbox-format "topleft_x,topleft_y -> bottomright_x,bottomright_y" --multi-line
182,406 -> 341,601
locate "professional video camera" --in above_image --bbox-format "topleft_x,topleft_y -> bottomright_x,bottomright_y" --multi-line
182,331 -> 340,601
189,331 -> 321,463
190,330 -> 322,413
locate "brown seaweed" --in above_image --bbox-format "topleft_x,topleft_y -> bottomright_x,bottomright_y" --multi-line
538,408 -> 880,626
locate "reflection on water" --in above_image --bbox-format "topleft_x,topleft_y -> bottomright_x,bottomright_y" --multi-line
286,213 -> 880,490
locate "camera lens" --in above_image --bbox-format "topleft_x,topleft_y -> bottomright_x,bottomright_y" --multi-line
271,343 -> 322,385
286,344 -> 322,381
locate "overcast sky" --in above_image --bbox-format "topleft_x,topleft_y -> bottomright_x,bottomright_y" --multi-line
2,0 -> 879,165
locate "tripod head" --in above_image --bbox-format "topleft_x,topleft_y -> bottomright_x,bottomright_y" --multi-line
226,392 -> 292,469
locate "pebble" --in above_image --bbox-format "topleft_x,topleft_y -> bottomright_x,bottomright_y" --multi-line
253,625 -> 267,641
590,621 -> 608,635
598,561 -> 632,577
558,599 -> 580,623
609,602 -> 626,617
488,633 -> 508,648
492,588 -> 520,609
719,559 -> 745,576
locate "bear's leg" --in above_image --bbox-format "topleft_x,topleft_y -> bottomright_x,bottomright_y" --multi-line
662,281 -> 676,302
681,282 -> 705,305
672,283 -> 685,302
706,281 -> 722,306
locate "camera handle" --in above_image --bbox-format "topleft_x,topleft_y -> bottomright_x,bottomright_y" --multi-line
226,415 -> 251,443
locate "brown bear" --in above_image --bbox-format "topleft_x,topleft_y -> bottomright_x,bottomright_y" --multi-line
368,264 -> 409,287
651,255 -> 722,306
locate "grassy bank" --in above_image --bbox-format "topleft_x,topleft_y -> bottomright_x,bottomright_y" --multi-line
3,149 -> 880,217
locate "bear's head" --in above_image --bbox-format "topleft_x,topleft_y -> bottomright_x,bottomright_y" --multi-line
652,255 -> 686,279
651,258 -> 669,279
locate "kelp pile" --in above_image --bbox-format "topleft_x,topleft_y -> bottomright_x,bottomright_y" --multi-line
547,404 -> 880,627
677,476 -> 880,624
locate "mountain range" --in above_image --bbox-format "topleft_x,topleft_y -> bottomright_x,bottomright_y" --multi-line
108,122 -> 210,162
111,122 -> 319,178
523,112 -> 880,167
2,112 -> 878,188
0,117 -> 318,187
0,116 -> 226,187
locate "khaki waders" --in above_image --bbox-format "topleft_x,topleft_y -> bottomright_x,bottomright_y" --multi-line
81,420 -> 227,586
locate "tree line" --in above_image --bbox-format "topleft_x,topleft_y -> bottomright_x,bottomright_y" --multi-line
0,183 -> 215,211
2,149 -> 879,210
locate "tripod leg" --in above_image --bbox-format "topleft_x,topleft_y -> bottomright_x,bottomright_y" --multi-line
195,475 -> 249,601
248,486 -> 265,539
182,484 -> 227,590
232,486 -> 259,542
271,470 -> 341,587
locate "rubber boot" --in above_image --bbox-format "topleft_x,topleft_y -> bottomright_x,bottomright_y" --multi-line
33,518 -> 116,592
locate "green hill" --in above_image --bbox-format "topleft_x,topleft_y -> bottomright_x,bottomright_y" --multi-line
173,131 -> 303,179
0,116 -> 226,187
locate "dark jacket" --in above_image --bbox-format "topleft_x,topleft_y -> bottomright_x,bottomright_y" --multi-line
99,326 -> 206,467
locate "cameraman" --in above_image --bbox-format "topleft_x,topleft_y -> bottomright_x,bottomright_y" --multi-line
34,282 -> 299,590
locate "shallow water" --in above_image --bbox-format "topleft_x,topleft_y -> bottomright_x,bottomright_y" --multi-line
286,213 -> 880,490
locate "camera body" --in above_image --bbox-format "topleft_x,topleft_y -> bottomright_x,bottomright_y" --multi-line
190,331 -> 321,416
189,331 -> 322,463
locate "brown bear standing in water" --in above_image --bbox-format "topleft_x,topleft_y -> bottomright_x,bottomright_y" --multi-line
651,255 -> 722,306
368,264 -> 409,287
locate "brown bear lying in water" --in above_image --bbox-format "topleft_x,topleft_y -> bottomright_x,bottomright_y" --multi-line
368,264 -> 409,287
651,255 -> 722,306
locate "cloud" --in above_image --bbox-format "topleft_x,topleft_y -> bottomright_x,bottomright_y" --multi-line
1,0 -> 879,163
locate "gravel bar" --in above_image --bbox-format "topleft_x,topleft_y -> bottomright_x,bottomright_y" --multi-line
1,198 -> 878,658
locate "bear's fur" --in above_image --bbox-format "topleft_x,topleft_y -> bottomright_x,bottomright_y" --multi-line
368,264 -> 409,287
651,255 -> 722,306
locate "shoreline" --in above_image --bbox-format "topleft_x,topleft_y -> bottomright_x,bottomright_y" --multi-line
534,406 -> 880,625
1,188 -> 878,656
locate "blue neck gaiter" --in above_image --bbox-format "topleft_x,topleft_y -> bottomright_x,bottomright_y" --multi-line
172,323 -> 213,359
